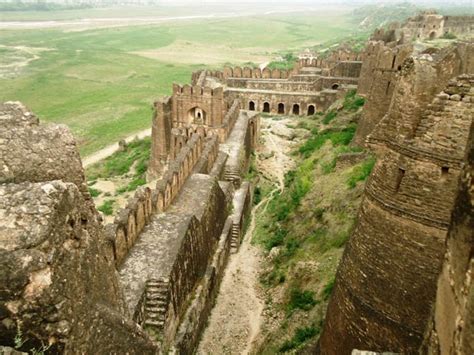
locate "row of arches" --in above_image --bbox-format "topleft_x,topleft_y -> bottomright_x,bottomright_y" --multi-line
248,101 -> 316,116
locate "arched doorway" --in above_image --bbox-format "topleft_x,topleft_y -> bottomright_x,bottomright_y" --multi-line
307,105 -> 315,116
263,102 -> 270,113
429,31 -> 436,40
188,107 -> 206,125
332,83 -> 340,90
249,101 -> 256,111
278,103 -> 285,114
292,104 -> 300,115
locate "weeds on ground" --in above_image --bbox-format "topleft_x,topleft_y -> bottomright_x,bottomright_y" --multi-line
346,156 -> 376,188
88,187 -> 101,197
278,325 -> 320,353
298,125 -> 356,158
86,138 -> 151,180
97,199 -> 115,215
342,89 -> 365,111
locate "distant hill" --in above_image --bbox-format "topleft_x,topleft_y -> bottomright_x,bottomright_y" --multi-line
351,2 -> 421,30
0,0 -> 163,12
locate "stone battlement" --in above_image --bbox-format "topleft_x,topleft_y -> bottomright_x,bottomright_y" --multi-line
172,83 -> 224,98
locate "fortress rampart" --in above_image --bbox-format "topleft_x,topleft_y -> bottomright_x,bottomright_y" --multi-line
355,39 -> 474,146
319,61 -> 473,353
0,62 -> 261,352
421,124 -> 473,355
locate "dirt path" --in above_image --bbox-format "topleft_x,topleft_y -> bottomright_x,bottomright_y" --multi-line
197,117 -> 296,354
82,128 -> 151,167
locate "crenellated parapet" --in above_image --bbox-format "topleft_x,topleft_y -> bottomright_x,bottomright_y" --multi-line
172,83 -> 225,128
107,131 -> 213,267
223,66 -> 292,80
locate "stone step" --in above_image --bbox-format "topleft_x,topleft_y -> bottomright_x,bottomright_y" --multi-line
146,299 -> 167,307
145,306 -> 166,314
147,282 -> 168,287
144,320 -> 164,328
146,286 -> 168,293
146,312 -> 165,321
146,293 -> 168,302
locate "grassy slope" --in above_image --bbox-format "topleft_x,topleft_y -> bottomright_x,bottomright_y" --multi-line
0,8 -> 353,156
253,92 -> 374,353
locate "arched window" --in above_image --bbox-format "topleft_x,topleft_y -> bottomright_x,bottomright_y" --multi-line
307,105 -> 315,116
292,104 -> 300,115
332,83 -> 340,90
249,101 -> 256,111
278,103 -> 285,114
263,102 -> 270,113
188,107 -> 206,125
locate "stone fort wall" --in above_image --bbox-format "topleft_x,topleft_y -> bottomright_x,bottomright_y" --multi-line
355,40 -> 474,146
0,102 -> 159,354
421,124 -> 473,355
318,63 -> 473,354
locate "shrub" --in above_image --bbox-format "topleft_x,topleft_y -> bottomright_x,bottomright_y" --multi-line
287,288 -> 317,312
88,187 -> 101,197
253,186 -> 262,205
86,138 -> 151,180
279,326 -> 319,352
284,237 -> 300,257
320,158 -> 336,174
347,156 -> 376,188
98,200 -> 115,216
262,269 -> 286,286
116,177 -> 147,194
441,32 -> 456,39
313,207 -> 325,220
322,279 -> 335,300
298,126 -> 356,158
322,110 -> 337,124
127,177 -> 147,191
264,228 -> 288,251
343,89 -> 365,111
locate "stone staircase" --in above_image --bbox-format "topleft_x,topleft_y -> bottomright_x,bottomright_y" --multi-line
223,167 -> 241,186
143,278 -> 169,331
230,222 -> 240,253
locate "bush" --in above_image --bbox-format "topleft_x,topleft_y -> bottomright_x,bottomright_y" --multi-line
284,237 -> 300,258
347,156 -> 376,188
116,177 -> 147,194
441,32 -> 457,39
287,288 -> 317,312
299,126 -> 356,158
322,279 -> 335,300
267,52 -> 297,70
264,228 -> 288,251
320,158 -> 336,174
263,269 -> 286,286
313,207 -> 325,220
88,187 -> 101,197
253,186 -> 262,205
322,110 -> 337,124
86,138 -> 151,180
98,200 -> 115,216
343,89 -> 365,111
279,326 -> 319,352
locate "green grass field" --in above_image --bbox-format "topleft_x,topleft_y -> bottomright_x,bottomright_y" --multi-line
0,6 -> 356,156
